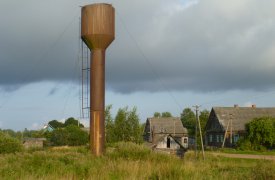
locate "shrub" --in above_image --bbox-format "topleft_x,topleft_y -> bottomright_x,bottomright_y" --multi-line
246,117 -> 275,148
237,117 -> 275,150
0,132 -> 22,154
236,137 -> 252,150
50,128 -> 69,146
65,125 -> 88,146
49,125 -> 88,146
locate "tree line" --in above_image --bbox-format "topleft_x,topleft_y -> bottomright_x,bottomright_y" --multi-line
0,107 -> 209,148
1,106 -> 273,152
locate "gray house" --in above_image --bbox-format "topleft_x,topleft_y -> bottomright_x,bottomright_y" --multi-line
205,105 -> 275,147
143,117 -> 188,153
23,138 -> 46,149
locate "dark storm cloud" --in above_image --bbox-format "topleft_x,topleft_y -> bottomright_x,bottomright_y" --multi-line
1,0 -> 275,93
0,0 -> 82,88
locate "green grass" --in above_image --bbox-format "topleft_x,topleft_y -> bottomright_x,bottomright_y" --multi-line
217,148 -> 275,155
0,142 -> 274,179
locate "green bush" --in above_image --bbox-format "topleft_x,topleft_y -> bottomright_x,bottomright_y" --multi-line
49,125 -> 88,146
0,132 -> 22,154
50,128 -> 69,146
246,117 -> 275,148
236,137 -> 252,150
65,125 -> 88,146
237,117 -> 275,150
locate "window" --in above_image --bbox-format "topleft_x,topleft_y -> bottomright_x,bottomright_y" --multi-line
234,134 -> 239,142
209,134 -> 213,142
216,135 -> 220,142
184,138 -> 187,144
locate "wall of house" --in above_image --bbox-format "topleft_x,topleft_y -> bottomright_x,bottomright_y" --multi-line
205,132 -> 243,147
205,109 -> 237,147
181,136 -> 188,149
156,136 -> 182,149
143,120 -> 151,142
23,141 -> 43,149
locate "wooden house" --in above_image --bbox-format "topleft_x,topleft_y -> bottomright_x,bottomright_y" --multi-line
143,117 -> 188,154
23,138 -> 46,149
205,105 -> 275,147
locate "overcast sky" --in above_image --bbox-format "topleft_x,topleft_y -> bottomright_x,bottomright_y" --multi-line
1,0 -> 275,130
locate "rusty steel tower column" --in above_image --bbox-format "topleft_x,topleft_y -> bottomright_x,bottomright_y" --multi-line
81,3 -> 115,156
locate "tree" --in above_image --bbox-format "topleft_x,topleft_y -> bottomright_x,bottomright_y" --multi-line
105,105 -> 115,143
65,125 -> 88,146
161,112 -> 172,117
21,128 -> 45,139
31,130 -> 45,138
114,107 -> 128,142
181,108 -> 196,136
196,109 -> 210,149
64,117 -> 84,128
50,125 -> 88,146
50,128 -> 69,146
245,117 -> 275,149
48,120 -> 63,129
23,128 -> 32,138
199,109 -> 210,136
0,132 -> 22,154
113,106 -> 143,143
154,112 -> 161,118
153,112 -> 172,118
127,107 -> 143,143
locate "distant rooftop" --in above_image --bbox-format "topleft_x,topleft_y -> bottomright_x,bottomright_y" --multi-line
147,117 -> 188,134
212,105 -> 275,131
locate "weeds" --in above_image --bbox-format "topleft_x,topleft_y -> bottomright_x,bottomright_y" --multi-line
0,142 -> 274,179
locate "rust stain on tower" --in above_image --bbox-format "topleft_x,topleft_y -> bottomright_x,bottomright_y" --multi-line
81,3 -> 115,156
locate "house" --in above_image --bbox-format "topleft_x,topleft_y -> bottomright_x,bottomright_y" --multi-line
205,105 -> 275,147
43,124 -> 54,132
143,117 -> 188,155
23,138 -> 46,149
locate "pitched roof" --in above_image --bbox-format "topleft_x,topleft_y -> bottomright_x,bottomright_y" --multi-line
213,107 -> 275,131
148,117 -> 188,134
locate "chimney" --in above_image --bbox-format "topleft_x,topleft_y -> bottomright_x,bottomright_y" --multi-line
252,104 -> 256,108
234,104 -> 239,108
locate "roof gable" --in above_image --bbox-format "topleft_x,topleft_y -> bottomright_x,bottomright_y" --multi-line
205,108 -> 224,132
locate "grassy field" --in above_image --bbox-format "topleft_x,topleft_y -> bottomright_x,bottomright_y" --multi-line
0,142 -> 274,180
216,148 -> 275,155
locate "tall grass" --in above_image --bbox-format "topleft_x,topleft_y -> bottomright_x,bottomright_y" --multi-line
217,148 -> 275,155
0,142 -> 274,179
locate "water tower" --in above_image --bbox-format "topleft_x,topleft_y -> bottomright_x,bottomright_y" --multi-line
81,3 -> 115,156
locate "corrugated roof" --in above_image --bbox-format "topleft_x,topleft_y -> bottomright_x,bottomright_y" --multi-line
148,117 -> 188,134
213,107 -> 275,131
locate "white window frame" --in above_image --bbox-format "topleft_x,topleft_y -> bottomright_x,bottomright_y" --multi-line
209,134 -> 213,142
220,135 -> 224,142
